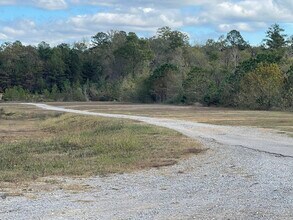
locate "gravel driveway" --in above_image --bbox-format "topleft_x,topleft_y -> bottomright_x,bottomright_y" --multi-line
1,103 -> 293,219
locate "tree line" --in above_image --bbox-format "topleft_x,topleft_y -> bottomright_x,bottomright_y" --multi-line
0,24 -> 292,110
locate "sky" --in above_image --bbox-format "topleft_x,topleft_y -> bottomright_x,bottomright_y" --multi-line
0,0 -> 292,46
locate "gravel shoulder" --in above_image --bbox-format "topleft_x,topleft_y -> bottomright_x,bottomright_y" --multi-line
1,103 -> 293,219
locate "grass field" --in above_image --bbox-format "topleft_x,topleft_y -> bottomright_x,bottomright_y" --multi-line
48,102 -> 293,137
0,104 -> 202,182
1,101 -> 292,182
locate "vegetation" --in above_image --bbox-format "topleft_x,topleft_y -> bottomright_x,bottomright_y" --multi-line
0,24 -> 292,110
0,105 -> 202,182
238,63 -> 284,109
59,102 -> 293,136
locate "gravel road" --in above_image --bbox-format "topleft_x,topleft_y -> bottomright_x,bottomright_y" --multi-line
1,103 -> 293,219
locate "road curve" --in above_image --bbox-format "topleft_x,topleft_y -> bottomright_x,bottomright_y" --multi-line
1,103 -> 292,219
26,103 -> 293,157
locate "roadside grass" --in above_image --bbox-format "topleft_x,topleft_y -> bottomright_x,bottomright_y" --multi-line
50,102 -> 293,137
0,106 -> 202,182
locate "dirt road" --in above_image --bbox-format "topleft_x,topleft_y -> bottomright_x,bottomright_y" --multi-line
27,103 -> 293,157
1,103 -> 293,219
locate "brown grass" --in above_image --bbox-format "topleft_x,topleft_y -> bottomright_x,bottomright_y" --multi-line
44,102 -> 293,137
0,104 -> 203,182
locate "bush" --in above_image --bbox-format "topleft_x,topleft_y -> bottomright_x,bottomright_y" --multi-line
3,86 -> 31,101
281,87 -> 293,109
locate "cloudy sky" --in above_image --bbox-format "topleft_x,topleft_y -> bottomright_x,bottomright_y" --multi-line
0,0 -> 292,46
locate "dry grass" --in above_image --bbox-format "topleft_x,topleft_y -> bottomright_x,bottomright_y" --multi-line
47,102 -> 293,137
0,104 -> 202,182
2,101 -> 291,183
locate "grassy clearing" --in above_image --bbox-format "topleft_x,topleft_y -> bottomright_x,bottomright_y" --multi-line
0,105 -> 202,182
50,102 -> 293,137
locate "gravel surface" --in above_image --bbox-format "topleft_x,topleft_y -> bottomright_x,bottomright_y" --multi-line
1,103 -> 293,219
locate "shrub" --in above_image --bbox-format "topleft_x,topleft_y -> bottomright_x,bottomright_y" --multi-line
3,86 -> 31,101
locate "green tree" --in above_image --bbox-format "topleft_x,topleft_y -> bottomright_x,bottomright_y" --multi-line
204,39 -> 221,62
114,32 -> 153,78
50,84 -> 60,101
157,26 -> 189,50
285,65 -> 293,89
226,30 -> 248,49
0,41 -> 43,92
282,65 -> 293,108
46,47 -> 66,88
225,30 -> 249,69
238,63 -> 284,109
148,64 -> 182,103
264,24 -> 287,50
38,41 -> 51,60
183,67 -> 221,105
91,32 -> 111,48
3,86 -> 30,101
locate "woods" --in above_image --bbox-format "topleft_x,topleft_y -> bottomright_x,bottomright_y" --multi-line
0,24 -> 292,110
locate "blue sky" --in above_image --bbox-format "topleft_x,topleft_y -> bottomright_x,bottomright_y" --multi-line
0,0 -> 292,46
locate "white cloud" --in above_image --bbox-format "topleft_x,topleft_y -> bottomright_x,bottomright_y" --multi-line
0,0 -> 16,5
141,8 -> 154,13
218,23 -> 255,32
0,0 -> 67,10
1,20 -> 36,38
0,33 -> 8,40
0,0 -> 292,45
33,0 -> 68,10
3,27 -> 25,36
69,0 -> 222,7
68,8 -> 183,31
182,0 -> 293,33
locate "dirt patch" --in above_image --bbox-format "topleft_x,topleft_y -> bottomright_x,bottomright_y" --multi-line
183,148 -> 206,155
